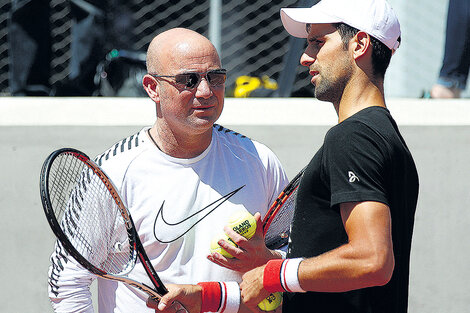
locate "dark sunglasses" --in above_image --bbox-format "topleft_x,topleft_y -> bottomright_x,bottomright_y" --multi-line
149,69 -> 227,90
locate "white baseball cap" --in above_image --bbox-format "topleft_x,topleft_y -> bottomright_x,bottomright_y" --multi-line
280,0 -> 401,52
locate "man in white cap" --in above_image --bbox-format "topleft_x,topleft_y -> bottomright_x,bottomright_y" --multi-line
147,1 -> 419,312
238,0 -> 419,312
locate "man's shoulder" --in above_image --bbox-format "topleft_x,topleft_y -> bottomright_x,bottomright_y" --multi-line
346,106 -> 394,131
212,124 -> 250,140
328,107 -> 393,138
95,129 -> 147,165
93,128 -> 149,181
212,124 -> 273,155
212,124 -> 253,149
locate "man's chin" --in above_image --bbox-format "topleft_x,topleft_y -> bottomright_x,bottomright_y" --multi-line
314,91 -> 326,102
188,115 -> 219,130
314,87 -> 334,103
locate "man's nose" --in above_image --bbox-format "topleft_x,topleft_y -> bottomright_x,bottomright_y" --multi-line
300,52 -> 315,67
195,77 -> 212,98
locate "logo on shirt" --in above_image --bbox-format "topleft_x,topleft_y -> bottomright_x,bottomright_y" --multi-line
153,185 -> 245,243
348,171 -> 360,183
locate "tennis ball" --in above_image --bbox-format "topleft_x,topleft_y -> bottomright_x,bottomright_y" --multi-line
227,210 -> 256,239
257,292 -> 282,311
210,233 -> 237,258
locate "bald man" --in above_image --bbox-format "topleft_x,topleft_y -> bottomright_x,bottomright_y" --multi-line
47,28 -> 288,313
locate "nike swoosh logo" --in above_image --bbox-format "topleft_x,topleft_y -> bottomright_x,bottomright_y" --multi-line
153,185 -> 245,243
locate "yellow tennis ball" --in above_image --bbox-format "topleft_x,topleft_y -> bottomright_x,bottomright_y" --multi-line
209,233 -> 237,258
227,210 -> 257,239
257,292 -> 282,311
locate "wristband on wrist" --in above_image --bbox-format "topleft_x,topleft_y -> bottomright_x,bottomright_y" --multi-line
263,258 -> 306,293
263,259 -> 284,292
197,281 -> 240,313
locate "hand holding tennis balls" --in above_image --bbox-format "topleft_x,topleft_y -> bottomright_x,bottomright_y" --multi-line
209,210 -> 257,258
227,209 -> 257,239
209,233 -> 237,258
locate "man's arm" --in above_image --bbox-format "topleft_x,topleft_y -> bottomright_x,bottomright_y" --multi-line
48,241 -> 95,313
240,200 -> 395,307
299,201 -> 394,290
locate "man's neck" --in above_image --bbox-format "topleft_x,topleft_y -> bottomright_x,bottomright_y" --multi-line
335,77 -> 386,123
148,123 -> 213,159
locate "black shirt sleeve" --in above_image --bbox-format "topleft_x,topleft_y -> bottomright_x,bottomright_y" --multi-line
322,120 -> 390,207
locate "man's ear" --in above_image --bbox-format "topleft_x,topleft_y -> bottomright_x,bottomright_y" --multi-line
142,75 -> 160,102
352,31 -> 371,60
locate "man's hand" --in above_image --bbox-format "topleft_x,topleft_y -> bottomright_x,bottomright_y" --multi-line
146,284 -> 202,313
240,265 -> 272,310
146,282 -> 282,313
207,212 -> 282,273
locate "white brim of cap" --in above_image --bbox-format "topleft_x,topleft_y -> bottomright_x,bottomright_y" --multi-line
280,7 -> 343,38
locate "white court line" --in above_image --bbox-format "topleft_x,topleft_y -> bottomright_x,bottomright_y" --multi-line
1,97 -> 469,126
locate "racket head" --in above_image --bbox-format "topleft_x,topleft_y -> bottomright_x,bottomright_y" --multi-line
262,168 -> 304,249
40,148 -> 138,277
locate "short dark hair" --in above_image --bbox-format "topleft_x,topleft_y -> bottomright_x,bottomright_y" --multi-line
333,23 -> 399,78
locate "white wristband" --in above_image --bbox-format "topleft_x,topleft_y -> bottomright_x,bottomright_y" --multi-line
218,282 -> 240,313
281,258 -> 306,293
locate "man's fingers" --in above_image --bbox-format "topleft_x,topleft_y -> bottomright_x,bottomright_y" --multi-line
253,212 -> 264,236
217,237 -> 250,260
207,252 -> 231,267
146,286 -> 183,311
146,295 -> 170,311
146,297 -> 159,309
207,253 -> 245,271
224,226 -> 249,245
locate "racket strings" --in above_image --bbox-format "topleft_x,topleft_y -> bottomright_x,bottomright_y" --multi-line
50,154 -> 82,217
264,186 -> 299,249
49,153 -> 135,275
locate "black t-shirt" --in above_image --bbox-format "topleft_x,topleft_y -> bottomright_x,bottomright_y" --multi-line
284,106 -> 419,313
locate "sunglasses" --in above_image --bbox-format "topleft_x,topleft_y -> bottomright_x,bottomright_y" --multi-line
149,69 -> 227,90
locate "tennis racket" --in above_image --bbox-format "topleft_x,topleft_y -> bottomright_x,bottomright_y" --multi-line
262,168 -> 305,249
40,148 -> 188,312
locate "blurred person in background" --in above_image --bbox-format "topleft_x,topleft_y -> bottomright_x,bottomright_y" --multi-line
8,0 -> 135,96
429,0 -> 470,98
8,0 -> 51,96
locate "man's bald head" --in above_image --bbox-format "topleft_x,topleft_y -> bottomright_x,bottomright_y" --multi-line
146,28 -> 220,74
